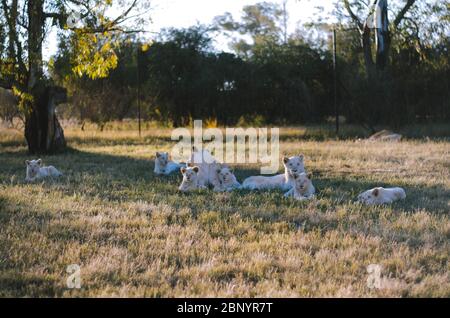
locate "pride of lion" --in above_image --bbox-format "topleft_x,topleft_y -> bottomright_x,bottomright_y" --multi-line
152,147 -> 406,205
23,147 -> 407,205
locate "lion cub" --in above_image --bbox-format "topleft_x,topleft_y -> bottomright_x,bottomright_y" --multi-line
188,148 -> 221,189
285,172 -> 315,200
214,166 -> 241,192
357,187 -> 406,205
154,152 -> 183,175
242,155 -> 305,191
25,159 -> 62,182
179,166 -> 206,192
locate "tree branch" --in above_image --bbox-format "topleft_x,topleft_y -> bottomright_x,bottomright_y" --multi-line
343,0 -> 363,32
75,27 -> 146,35
393,0 -> 416,28
109,0 -> 139,27
44,12 -> 64,19
365,0 -> 379,24
63,0 -> 142,34
64,0 -> 93,13
1,0 -> 27,77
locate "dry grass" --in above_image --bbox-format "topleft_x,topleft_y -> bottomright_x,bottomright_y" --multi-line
0,124 -> 449,297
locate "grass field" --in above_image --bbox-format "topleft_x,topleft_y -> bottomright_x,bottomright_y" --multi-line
0,124 -> 449,297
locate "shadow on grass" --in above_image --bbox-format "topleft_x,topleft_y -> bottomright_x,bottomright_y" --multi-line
1,145 -> 448,247
2,146 -> 448,215
314,175 -> 449,214
0,139 -> 27,149
1,146 -> 448,297
1,139 -> 449,297
65,135 -> 174,147
0,271 -> 67,297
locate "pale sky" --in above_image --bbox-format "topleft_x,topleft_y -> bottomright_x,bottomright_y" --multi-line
43,0 -> 335,60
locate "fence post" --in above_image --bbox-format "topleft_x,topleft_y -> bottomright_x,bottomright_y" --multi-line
333,28 -> 339,136
137,44 -> 141,138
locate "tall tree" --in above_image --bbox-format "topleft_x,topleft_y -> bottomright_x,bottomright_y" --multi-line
213,2 -> 284,58
341,0 -> 417,79
0,0 -> 148,153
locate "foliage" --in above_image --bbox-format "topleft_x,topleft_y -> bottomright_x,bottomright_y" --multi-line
51,35 -> 140,127
0,0 -> 148,107
49,1 -> 450,129
213,1 -> 287,57
71,32 -> 119,79
330,0 -> 450,128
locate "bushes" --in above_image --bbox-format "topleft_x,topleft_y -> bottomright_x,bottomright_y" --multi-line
50,25 -> 449,128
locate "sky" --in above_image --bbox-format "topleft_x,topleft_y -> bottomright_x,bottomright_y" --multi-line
43,0 -> 335,60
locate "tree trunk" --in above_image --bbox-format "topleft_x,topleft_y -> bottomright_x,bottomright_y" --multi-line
27,0 -> 43,91
25,86 -> 67,154
359,0 -> 391,79
344,0 -> 414,129
24,0 -> 66,154
375,0 -> 390,71
361,25 -> 377,81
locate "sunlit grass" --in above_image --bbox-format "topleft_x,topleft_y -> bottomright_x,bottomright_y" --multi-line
0,124 -> 449,297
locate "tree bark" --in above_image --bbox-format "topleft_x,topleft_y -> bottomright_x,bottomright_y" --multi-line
24,0 -> 67,154
361,25 -> 376,81
375,0 -> 390,71
345,0 -> 392,78
25,86 -> 67,154
27,0 -> 43,90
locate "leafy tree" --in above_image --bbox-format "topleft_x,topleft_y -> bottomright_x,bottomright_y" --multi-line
213,2 -> 285,58
331,0 -> 449,128
337,0 -> 418,78
0,0 -> 148,153
51,35 -> 141,129
143,26 -> 217,126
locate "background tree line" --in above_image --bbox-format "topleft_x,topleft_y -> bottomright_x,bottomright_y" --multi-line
2,0 -> 449,151
49,1 -> 449,130
51,25 -> 333,128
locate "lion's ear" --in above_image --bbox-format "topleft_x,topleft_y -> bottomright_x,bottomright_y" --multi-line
156,152 -> 161,158
216,168 -> 222,174
26,160 -> 30,165
180,167 -> 186,174
372,188 -> 379,196
37,159 -> 42,165
307,172 -> 313,180
283,156 -> 289,164
298,154 -> 304,161
193,166 -> 199,173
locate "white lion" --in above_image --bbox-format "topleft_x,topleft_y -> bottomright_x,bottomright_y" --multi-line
25,159 -> 62,182
154,152 -> 183,175
357,187 -> 406,205
284,172 -> 315,201
242,155 -> 305,191
214,166 -> 241,192
178,166 -> 206,192
188,148 -> 221,189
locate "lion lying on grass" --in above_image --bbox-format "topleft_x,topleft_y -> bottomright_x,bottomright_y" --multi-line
25,159 -> 62,182
242,155 -> 305,192
357,187 -> 406,205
